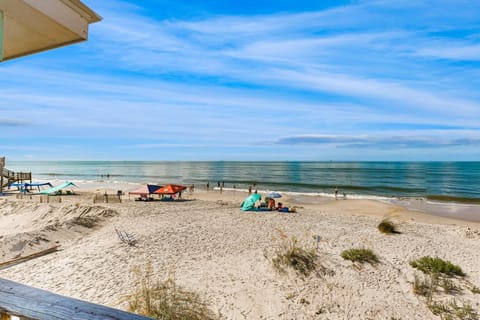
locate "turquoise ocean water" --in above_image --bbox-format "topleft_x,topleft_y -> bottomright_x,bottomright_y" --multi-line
7,161 -> 480,204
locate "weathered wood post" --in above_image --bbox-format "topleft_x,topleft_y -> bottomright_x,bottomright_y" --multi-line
0,157 -> 4,194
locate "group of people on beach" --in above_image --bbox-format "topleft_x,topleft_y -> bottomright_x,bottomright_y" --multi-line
205,181 -> 257,195
205,181 -> 343,202
258,197 -> 294,212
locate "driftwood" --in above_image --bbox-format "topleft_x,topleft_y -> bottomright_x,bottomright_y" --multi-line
0,246 -> 60,270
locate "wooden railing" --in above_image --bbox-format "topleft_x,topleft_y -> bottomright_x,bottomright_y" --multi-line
1,168 -> 31,181
1,168 -> 31,190
0,278 -> 152,320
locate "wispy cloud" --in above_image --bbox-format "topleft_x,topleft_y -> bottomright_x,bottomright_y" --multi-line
415,44 -> 480,61
0,119 -> 31,127
274,133 -> 480,149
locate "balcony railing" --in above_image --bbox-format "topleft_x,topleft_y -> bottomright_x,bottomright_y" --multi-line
0,278 -> 152,320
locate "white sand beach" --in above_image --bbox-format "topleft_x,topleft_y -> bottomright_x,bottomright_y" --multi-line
1,186 -> 480,319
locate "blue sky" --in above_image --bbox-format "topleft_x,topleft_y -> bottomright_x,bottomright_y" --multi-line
1,0 -> 480,161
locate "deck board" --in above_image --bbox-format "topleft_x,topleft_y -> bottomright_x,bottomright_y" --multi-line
0,278 -> 152,320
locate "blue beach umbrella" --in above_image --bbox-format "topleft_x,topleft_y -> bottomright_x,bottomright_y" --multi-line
241,193 -> 262,211
266,192 -> 282,199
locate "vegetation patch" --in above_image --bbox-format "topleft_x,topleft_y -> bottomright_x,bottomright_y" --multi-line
126,264 -> 220,320
413,273 -> 436,298
341,248 -> 379,265
428,299 -> 478,320
72,216 -> 99,228
378,219 -> 401,234
267,230 -> 320,277
410,257 -> 478,319
469,285 -> 480,294
440,278 -> 463,294
410,257 -> 465,277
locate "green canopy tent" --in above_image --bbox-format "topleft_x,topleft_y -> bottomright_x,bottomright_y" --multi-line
240,193 -> 261,211
40,181 -> 77,195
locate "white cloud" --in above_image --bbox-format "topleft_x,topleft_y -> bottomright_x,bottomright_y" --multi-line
415,45 -> 480,61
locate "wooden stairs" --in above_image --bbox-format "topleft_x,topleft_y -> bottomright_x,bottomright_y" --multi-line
1,167 -> 31,193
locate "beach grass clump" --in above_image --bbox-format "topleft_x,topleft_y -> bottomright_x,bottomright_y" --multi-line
469,285 -> 480,294
428,299 -> 478,320
378,219 -> 400,234
341,248 -> 379,265
440,278 -> 463,294
413,273 -> 436,298
413,272 -> 462,298
126,264 -> 219,320
410,257 -> 477,319
269,231 -> 318,276
72,216 -> 99,228
410,257 -> 465,277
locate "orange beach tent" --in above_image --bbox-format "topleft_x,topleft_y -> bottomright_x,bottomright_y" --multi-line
154,184 -> 186,195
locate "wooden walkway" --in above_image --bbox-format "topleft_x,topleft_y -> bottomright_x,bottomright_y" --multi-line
0,168 -> 31,193
0,278 -> 152,320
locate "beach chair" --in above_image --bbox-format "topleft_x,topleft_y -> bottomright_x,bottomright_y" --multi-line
115,228 -> 137,246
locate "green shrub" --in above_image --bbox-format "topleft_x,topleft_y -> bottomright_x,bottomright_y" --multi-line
341,248 -> 379,264
410,257 -> 465,277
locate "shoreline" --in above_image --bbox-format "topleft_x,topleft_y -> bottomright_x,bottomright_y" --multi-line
4,178 -> 479,224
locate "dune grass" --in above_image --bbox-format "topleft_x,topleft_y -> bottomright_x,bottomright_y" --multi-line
378,219 -> 401,234
413,272 -> 436,299
428,299 -> 478,320
341,248 -> 379,265
268,231 -> 318,276
410,257 -> 478,319
126,264 -> 220,320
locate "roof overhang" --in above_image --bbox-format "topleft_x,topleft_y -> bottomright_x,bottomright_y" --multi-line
0,0 -> 101,61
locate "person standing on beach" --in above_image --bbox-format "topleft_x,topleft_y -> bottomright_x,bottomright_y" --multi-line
248,186 -> 252,194
206,182 -> 210,191
335,186 -> 339,200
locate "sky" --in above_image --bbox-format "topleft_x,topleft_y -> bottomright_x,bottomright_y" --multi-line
1,0 -> 480,161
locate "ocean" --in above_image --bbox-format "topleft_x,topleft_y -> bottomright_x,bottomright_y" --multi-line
6,161 -> 480,204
